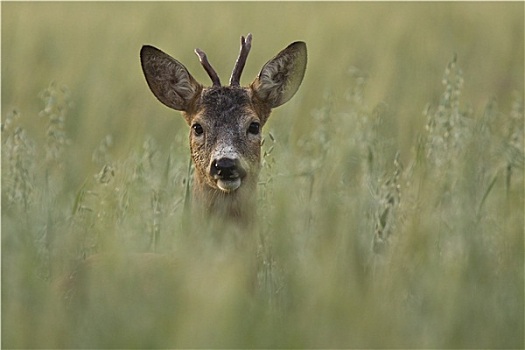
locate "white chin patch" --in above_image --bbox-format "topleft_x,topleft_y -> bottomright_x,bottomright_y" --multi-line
217,178 -> 242,192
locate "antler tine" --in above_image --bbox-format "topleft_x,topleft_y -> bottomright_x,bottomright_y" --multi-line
229,33 -> 253,86
194,48 -> 221,87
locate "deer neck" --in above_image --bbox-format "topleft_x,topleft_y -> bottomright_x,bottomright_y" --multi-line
192,173 -> 257,226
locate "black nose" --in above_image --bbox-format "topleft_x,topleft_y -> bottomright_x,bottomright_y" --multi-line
210,158 -> 246,180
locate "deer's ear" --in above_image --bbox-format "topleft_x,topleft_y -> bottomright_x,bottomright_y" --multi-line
250,41 -> 307,108
140,45 -> 202,111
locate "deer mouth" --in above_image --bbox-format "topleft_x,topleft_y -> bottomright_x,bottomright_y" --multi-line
216,177 -> 242,192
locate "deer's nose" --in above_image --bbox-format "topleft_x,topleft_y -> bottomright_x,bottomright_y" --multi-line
210,158 -> 246,180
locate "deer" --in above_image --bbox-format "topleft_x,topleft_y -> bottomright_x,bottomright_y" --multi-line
140,33 -> 307,225
54,35 -> 307,335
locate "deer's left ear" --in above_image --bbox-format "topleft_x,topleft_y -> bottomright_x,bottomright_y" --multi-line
140,45 -> 202,112
250,41 -> 307,108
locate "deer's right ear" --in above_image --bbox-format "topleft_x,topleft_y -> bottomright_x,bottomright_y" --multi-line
140,45 -> 202,111
251,41 -> 307,109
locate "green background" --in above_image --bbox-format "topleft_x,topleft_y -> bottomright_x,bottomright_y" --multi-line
2,2 -> 523,348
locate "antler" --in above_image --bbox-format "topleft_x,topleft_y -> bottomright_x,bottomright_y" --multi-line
229,33 -> 252,86
194,48 -> 221,87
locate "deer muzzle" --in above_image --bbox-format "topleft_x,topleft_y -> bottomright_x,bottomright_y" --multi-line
210,157 -> 247,192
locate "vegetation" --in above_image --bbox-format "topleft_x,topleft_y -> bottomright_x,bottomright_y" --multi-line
2,2 -> 523,348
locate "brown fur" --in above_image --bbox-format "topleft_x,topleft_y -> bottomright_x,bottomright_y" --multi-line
140,37 -> 307,224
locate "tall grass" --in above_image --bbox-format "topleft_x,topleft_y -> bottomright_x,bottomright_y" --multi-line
2,2 -> 524,348
3,54 -> 523,349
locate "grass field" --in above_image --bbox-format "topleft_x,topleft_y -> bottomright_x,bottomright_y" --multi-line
2,2 -> 524,348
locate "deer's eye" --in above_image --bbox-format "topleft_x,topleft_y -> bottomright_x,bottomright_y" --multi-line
248,122 -> 260,135
192,123 -> 204,136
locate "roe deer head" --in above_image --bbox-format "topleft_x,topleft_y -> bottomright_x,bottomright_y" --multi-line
140,34 -> 307,224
